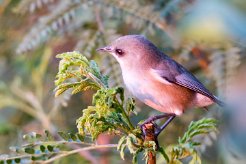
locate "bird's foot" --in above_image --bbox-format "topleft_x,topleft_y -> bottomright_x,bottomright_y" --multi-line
139,114 -> 176,138
140,123 -> 160,149
139,121 -> 158,137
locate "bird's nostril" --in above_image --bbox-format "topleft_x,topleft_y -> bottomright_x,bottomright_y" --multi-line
97,46 -> 113,52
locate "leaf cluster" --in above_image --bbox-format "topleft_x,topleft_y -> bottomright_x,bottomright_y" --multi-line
55,51 -> 109,96
164,118 -> 218,164
76,87 -> 138,140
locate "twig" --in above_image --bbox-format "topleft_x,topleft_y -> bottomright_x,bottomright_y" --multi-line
69,144 -> 98,164
41,144 -> 118,164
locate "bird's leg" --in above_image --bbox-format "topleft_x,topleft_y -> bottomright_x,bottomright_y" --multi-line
139,113 -> 175,136
155,115 -> 176,136
140,113 -> 175,126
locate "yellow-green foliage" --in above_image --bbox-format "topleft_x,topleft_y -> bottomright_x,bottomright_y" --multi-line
55,51 -> 109,96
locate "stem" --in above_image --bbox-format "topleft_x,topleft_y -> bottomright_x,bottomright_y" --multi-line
88,72 -> 106,88
142,123 -> 157,164
41,144 -> 117,164
120,105 -> 134,130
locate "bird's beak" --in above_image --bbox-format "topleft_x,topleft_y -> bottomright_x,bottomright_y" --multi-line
96,46 -> 113,52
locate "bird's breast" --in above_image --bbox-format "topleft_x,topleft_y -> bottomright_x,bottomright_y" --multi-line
122,70 -> 195,115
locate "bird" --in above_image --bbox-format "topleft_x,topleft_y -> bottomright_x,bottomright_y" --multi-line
97,35 -> 223,136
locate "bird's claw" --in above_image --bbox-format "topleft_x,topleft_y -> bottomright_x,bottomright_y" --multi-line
139,121 -> 159,138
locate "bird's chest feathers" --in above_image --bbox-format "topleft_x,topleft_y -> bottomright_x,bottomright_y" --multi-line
121,68 -> 194,115
122,70 -> 175,110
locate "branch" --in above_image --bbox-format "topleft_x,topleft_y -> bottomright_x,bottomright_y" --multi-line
142,123 -> 157,164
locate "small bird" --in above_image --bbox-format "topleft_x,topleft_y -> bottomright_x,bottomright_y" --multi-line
98,35 -> 223,136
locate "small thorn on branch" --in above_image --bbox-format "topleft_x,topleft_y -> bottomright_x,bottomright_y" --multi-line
142,123 -> 158,164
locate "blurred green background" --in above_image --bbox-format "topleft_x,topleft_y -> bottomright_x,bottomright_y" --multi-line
0,0 -> 246,163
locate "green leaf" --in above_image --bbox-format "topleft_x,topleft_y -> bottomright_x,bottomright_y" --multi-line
47,145 -> 54,152
117,136 -> 126,151
58,131 -> 70,141
132,148 -> 142,164
69,133 -> 77,141
126,134 -> 138,154
76,133 -> 84,141
45,130 -> 53,141
40,145 -> 46,152
24,147 -> 35,154
14,158 -> 21,163
23,132 -> 41,142
132,153 -> 138,164
90,60 -> 100,75
116,87 -> 124,102
126,98 -> 136,115
158,146 -> 169,163
189,152 -> 201,164
31,156 -> 38,161
120,144 -> 127,160
55,87 -> 68,97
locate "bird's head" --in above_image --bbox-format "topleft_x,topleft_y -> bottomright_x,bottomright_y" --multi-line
97,35 -> 159,69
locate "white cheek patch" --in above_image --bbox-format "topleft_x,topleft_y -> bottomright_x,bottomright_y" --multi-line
150,69 -> 172,85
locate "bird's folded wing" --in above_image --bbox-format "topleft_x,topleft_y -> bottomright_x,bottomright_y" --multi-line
151,59 -> 216,102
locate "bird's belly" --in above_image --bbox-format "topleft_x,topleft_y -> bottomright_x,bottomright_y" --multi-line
124,76 -> 194,115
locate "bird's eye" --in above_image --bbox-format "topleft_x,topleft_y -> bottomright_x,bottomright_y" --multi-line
115,49 -> 124,56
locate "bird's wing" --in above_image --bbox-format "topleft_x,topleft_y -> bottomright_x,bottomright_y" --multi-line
151,58 -> 217,102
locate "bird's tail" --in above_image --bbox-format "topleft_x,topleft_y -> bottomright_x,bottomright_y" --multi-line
214,96 -> 226,107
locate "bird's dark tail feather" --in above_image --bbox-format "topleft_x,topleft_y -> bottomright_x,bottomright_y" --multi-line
214,96 -> 226,107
